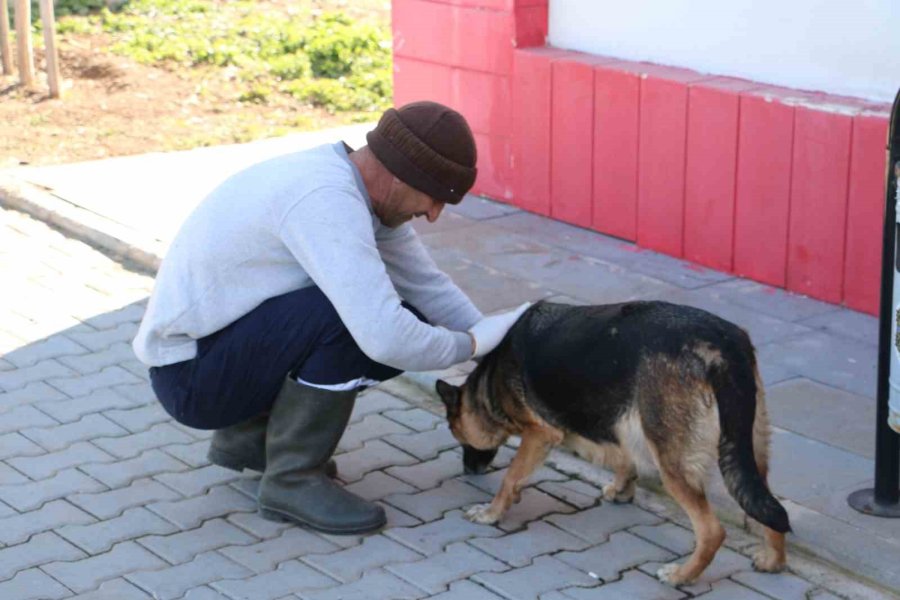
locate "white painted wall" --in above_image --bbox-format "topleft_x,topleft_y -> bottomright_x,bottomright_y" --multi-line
548,0 -> 900,103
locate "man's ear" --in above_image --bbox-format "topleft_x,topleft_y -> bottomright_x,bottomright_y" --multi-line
435,379 -> 460,413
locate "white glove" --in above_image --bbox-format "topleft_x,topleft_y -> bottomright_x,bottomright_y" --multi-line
468,302 -> 531,358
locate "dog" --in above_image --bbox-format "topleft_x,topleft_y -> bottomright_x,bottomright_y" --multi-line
436,300 -> 790,585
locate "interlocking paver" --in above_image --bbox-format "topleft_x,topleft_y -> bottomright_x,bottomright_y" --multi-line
344,470 -> 417,501
338,414 -> 412,452
0,432 -> 44,460
93,423 -> 194,459
161,440 -> 211,468
0,360 -> 77,393
348,389 -> 409,423
57,342 -> 136,375
384,425 -> 459,460
732,570 -> 816,600
79,303 -> 147,331
81,448 -> 189,488
334,439 -> 418,483
0,499 -> 95,546
57,506 -> 178,554
147,484 -> 256,529
428,580 -> 507,600
473,555 -> 598,600
22,413 -> 128,451
226,511 -> 293,540
304,534 -> 422,583
556,531 -> 676,582
43,540 -> 168,593
0,463 -> 28,486
8,441 -> 115,480
383,407 -> 443,431
469,521 -> 591,567
0,531 -> 85,581
66,322 -> 139,353
0,468 -> 106,511
546,503 -> 663,544
69,578 -> 153,599
126,550 -> 253,600
386,450 -> 463,490
536,479 -> 601,510
113,382 -> 157,407
220,527 -> 339,574
298,568 -> 425,600
3,335 -> 88,369
0,568 -> 71,600
138,518 -> 256,564
0,405 -> 58,435
690,580 -> 773,599
462,464 -> 569,496
36,388 -> 135,423
154,464 -> 243,497
70,478 -> 181,519
386,478 -> 492,522
385,510 -> 504,555
0,382 -> 67,413
630,522 -> 696,555
382,502 -> 423,528
211,560 -> 337,600
494,487 -> 577,532
47,366 -> 142,398
387,541 -> 508,594
554,570 -> 686,600
104,403 -> 172,433
639,547 -> 754,595
181,586 -> 232,599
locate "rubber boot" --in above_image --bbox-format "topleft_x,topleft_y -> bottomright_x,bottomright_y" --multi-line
207,412 -> 337,477
257,377 -> 385,534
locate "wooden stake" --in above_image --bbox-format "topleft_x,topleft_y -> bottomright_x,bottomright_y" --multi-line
14,0 -> 33,87
0,0 -> 12,74
39,0 -> 60,97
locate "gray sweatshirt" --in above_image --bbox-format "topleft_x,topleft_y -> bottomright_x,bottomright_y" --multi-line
132,142 -> 482,371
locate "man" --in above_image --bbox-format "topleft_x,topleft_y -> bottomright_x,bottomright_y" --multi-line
132,101 -> 528,535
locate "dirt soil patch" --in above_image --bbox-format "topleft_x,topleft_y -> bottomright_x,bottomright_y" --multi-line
1,0 -> 389,167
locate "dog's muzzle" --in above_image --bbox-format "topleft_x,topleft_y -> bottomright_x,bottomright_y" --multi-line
462,445 -> 499,475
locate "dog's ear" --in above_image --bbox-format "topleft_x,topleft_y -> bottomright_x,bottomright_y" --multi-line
435,379 -> 461,415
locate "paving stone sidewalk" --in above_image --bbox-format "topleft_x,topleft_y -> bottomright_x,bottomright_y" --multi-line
0,200 -> 895,598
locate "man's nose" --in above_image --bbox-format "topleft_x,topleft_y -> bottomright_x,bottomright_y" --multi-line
426,202 -> 444,223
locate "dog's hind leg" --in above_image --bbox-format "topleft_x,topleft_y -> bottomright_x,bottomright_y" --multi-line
654,463 -> 725,585
601,444 -> 637,504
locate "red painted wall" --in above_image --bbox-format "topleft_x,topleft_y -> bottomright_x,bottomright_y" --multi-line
391,0 -> 889,315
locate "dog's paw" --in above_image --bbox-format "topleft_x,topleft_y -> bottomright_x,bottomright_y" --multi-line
464,503 -> 500,525
602,483 -> 635,504
656,562 -> 691,586
752,548 -> 786,573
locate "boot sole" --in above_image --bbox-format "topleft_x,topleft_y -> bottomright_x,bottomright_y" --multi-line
258,506 -> 386,535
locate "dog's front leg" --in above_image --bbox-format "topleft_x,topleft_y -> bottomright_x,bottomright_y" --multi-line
465,427 -> 558,525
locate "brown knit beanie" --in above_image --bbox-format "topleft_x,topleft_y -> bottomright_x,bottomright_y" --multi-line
366,101 -> 477,204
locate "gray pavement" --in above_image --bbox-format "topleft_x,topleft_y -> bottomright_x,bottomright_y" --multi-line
0,125 -> 896,599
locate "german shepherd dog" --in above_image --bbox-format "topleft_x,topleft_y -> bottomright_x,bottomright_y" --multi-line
436,300 -> 790,585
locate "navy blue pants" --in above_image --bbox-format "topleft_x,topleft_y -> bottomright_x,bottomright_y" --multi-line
149,286 -> 423,430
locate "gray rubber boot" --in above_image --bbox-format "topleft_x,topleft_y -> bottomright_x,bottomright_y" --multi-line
207,412 -> 337,477
257,377 -> 385,534
208,413 -> 269,473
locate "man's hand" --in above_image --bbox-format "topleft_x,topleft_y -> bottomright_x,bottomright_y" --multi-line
468,302 -> 531,358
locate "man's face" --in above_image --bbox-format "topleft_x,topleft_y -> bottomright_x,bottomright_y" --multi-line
375,177 -> 445,228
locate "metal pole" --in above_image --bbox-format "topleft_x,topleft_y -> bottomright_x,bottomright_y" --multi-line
848,87 -> 900,517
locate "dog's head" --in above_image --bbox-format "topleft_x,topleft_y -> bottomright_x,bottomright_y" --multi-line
436,378 -> 503,474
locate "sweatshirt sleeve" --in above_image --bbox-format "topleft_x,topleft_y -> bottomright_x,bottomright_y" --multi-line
278,188 -> 473,372
376,223 -> 483,332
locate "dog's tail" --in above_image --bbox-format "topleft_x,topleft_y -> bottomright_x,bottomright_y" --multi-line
711,353 -> 791,534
